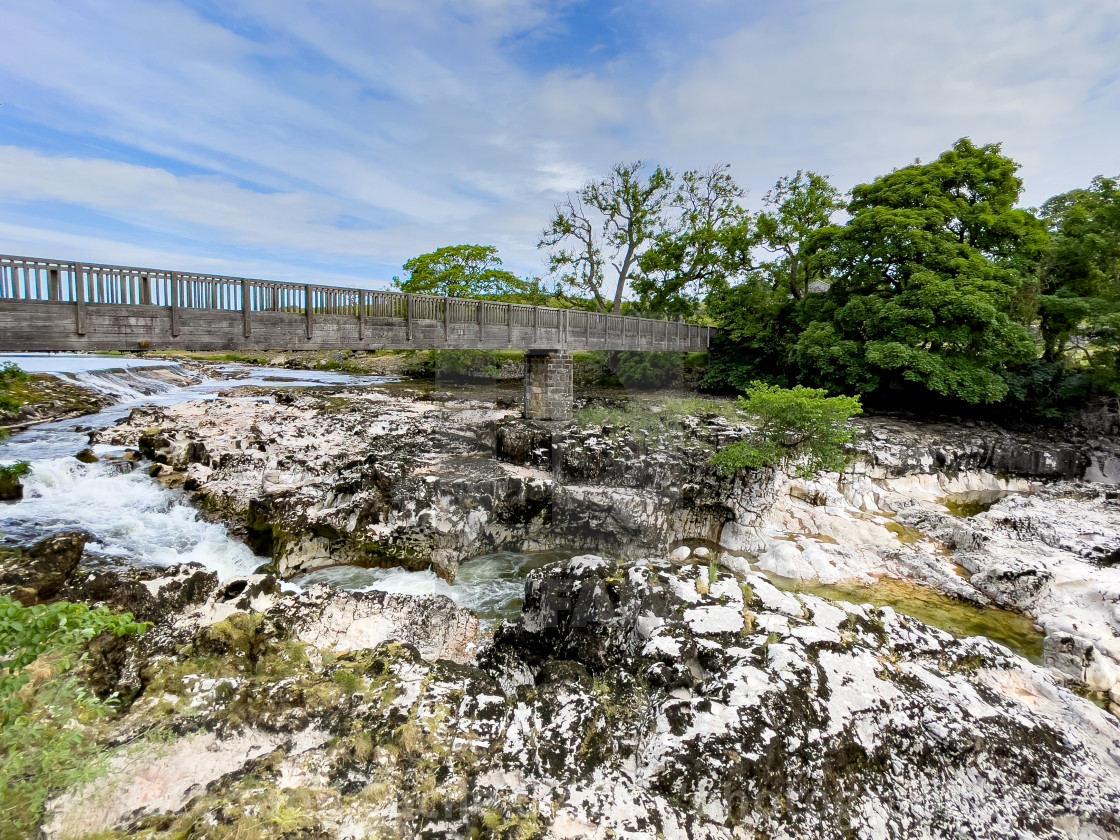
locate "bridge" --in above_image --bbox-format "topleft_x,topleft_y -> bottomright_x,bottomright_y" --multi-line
0,253 -> 714,420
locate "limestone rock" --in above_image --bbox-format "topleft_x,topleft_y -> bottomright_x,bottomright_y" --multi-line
47,557 -> 1120,840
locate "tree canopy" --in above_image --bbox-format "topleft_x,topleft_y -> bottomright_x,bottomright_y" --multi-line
539,161 -> 673,312
794,139 -> 1047,405
1036,175 -> 1120,391
393,244 -> 535,300
631,164 -> 754,316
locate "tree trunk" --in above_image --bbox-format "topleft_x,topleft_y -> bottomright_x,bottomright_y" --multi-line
612,245 -> 637,314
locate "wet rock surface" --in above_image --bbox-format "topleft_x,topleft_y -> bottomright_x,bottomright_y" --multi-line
44,556 -> 1120,840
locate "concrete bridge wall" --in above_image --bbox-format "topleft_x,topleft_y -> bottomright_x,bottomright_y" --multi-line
0,253 -> 716,421
0,254 -> 712,355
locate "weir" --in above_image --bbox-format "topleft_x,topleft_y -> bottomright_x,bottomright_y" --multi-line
0,253 -> 715,420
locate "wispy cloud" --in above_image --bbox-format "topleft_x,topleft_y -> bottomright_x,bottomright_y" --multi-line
0,0 -> 1117,286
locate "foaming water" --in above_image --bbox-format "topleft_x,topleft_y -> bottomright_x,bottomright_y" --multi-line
291,550 -> 571,623
9,456 -> 262,579
0,353 -> 394,581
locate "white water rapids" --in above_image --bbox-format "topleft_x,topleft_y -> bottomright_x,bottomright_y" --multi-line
0,354 -> 565,617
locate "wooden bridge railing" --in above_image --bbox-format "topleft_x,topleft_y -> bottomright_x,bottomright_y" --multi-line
0,253 -> 713,353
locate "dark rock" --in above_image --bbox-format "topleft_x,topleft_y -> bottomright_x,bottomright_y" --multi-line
75,448 -> 100,464
60,563 -> 220,624
0,531 -> 89,605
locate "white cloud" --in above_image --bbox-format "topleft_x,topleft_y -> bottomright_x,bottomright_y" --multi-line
650,0 -> 1120,203
0,0 -> 1116,285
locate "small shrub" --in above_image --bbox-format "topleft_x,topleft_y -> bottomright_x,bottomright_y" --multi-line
711,382 -> 862,479
0,363 -> 28,415
0,597 -> 148,839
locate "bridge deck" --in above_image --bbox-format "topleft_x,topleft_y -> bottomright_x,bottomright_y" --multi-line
0,254 -> 712,354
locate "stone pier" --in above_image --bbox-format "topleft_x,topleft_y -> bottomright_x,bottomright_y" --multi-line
523,350 -> 573,421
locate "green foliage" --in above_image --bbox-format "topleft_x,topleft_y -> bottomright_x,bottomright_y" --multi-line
796,139 -> 1046,404
1036,174 -> 1120,392
0,597 -> 148,838
701,281 -> 799,392
632,164 -> 754,315
711,383 -> 862,479
431,349 -> 504,380
997,360 -> 1092,421
610,350 -> 684,390
0,597 -> 147,682
699,173 -> 844,394
755,170 -> 845,300
393,244 -> 537,300
540,161 -> 674,312
0,363 -> 28,415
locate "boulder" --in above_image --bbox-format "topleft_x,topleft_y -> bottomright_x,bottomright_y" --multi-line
0,531 -> 89,605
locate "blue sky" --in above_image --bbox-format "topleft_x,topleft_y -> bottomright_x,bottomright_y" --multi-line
1,0 -> 1118,289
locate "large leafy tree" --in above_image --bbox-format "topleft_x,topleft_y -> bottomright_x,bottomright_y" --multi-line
539,161 -> 673,312
1036,175 -> 1120,389
701,171 -> 843,391
795,138 -> 1047,404
393,245 -> 533,299
632,164 -> 754,316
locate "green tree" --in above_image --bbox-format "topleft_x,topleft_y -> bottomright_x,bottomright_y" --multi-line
393,245 -> 533,299
539,161 -> 673,312
711,383 -> 862,478
700,171 -> 842,392
1036,175 -> 1120,390
632,164 -> 754,316
796,138 -> 1047,404
755,170 -> 845,300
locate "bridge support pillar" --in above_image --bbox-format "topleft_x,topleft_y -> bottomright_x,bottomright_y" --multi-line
523,350 -> 573,421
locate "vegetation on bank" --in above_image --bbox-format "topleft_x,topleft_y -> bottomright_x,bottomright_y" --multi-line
575,395 -> 741,433
393,139 -> 1117,422
0,363 -> 28,416
0,597 -> 148,839
710,383 -> 862,479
